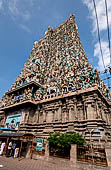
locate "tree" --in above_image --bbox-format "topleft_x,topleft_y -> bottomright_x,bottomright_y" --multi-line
47,132 -> 85,149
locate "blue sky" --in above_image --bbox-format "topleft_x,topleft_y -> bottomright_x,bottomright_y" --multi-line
0,0 -> 111,98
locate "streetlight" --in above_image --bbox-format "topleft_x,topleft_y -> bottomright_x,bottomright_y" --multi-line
90,129 -> 94,146
90,129 -> 94,166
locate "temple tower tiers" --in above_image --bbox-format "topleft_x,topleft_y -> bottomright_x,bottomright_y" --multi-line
0,14 -> 109,107
0,14 -> 111,144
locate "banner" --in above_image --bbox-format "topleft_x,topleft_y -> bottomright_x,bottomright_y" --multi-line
36,138 -> 43,151
5,114 -> 23,130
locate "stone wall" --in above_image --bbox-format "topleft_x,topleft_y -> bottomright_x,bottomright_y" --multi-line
18,88 -> 111,143
0,88 -> 110,144
31,144 -> 111,170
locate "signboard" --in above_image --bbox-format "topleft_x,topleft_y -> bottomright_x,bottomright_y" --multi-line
36,138 -> 43,151
5,114 -> 23,130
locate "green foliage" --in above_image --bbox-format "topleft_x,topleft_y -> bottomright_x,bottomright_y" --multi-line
47,132 -> 85,149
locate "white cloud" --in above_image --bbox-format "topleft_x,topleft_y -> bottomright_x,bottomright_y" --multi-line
7,0 -> 31,20
19,24 -> 31,33
82,0 -> 111,71
94,41 -> 110,70
0,0 -> 3,9
83,0 -> 111,33
0,0 -> 33,33
8,0 -> 19,17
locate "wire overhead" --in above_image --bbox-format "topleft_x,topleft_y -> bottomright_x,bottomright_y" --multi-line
92,0 -> 106,69
92,0 -> 110,88
104,0 -> 111,65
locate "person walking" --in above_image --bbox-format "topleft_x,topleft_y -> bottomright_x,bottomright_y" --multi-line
6,141 -> 12,157
0,142 -> 5,156
11,142 -> 16,157
14,144 -> 19,158
0,142 -> 5,168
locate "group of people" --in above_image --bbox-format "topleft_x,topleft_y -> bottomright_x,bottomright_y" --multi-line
0,141 -> 19,158
0,14 -> 110,108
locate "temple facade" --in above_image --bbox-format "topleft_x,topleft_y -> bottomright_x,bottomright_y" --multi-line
0,14 -> 111,145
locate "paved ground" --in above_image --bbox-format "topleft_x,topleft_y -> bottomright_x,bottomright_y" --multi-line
0,156 -> 74,170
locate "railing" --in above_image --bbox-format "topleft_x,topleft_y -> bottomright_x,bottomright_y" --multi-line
77,145 -> 107,166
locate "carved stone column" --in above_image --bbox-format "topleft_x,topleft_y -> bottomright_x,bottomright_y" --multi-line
62,106 -> 67,122
68,107 -> 74,121
34,108 -> 39,123
58,106 -> 62,121
43,110 -> 46,122
24,109 -> 30,123
74,99 -> 77,120
39,110 -> 43,123
96,100 -> 100,119
54,108 -> 58,121
86,101 -> 96,120
68,99 -> 75,121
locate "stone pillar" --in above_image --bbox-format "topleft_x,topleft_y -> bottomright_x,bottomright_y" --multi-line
62,110 -> 67,122
69,108 -> 74,121
35,110 -> 39,123
58,106 -> 62,121
39,110 -> 43,123
45,142 -> 49,160
67,99 -> 75,121
79,106 -> 83,120
24,109 -> 30,123
96,100 -> 100,119
43,110 -> 46,122
74,101 -> 77,120
86,103 -> 95,120
54,109 -> 58,121
70,144 -> 77,165
105,144 -> 111,167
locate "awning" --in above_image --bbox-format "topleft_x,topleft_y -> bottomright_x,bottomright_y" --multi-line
0,127 -> 16,131
0,132 -> 35,138
0,133 -> 25,137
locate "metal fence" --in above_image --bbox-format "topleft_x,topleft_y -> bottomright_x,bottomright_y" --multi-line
77,145 -> 107,166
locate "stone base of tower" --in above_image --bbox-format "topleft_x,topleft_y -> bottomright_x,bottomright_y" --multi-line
0,87 -> 111,145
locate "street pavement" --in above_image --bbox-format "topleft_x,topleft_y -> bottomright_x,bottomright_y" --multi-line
0,156 -> 74,170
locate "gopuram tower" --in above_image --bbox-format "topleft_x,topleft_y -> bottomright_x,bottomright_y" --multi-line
0,14 -> 111,144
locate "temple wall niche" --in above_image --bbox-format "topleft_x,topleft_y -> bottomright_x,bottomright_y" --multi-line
54,109 -> 58,121
24,109 -> 30,124
57,107 -> 62,121
62,108 -> 67,122
28,108 -> 35,124
43,110 -> 46,122
86,102 -> 96,120
39,111 -> 43,123
46,110 -> 54,123
67,98 -> 76,121
69,107 -> 75,121
78,106 -> 82,121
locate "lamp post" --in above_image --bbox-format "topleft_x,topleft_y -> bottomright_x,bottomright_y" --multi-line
90,128 -> 103,167
90,129 -> 94,146
90,129 -> 94,166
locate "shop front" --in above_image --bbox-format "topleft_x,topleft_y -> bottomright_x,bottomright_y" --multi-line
0,133 -> 35,158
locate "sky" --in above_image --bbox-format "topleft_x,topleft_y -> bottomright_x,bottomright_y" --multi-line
0,0 -> 111,98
